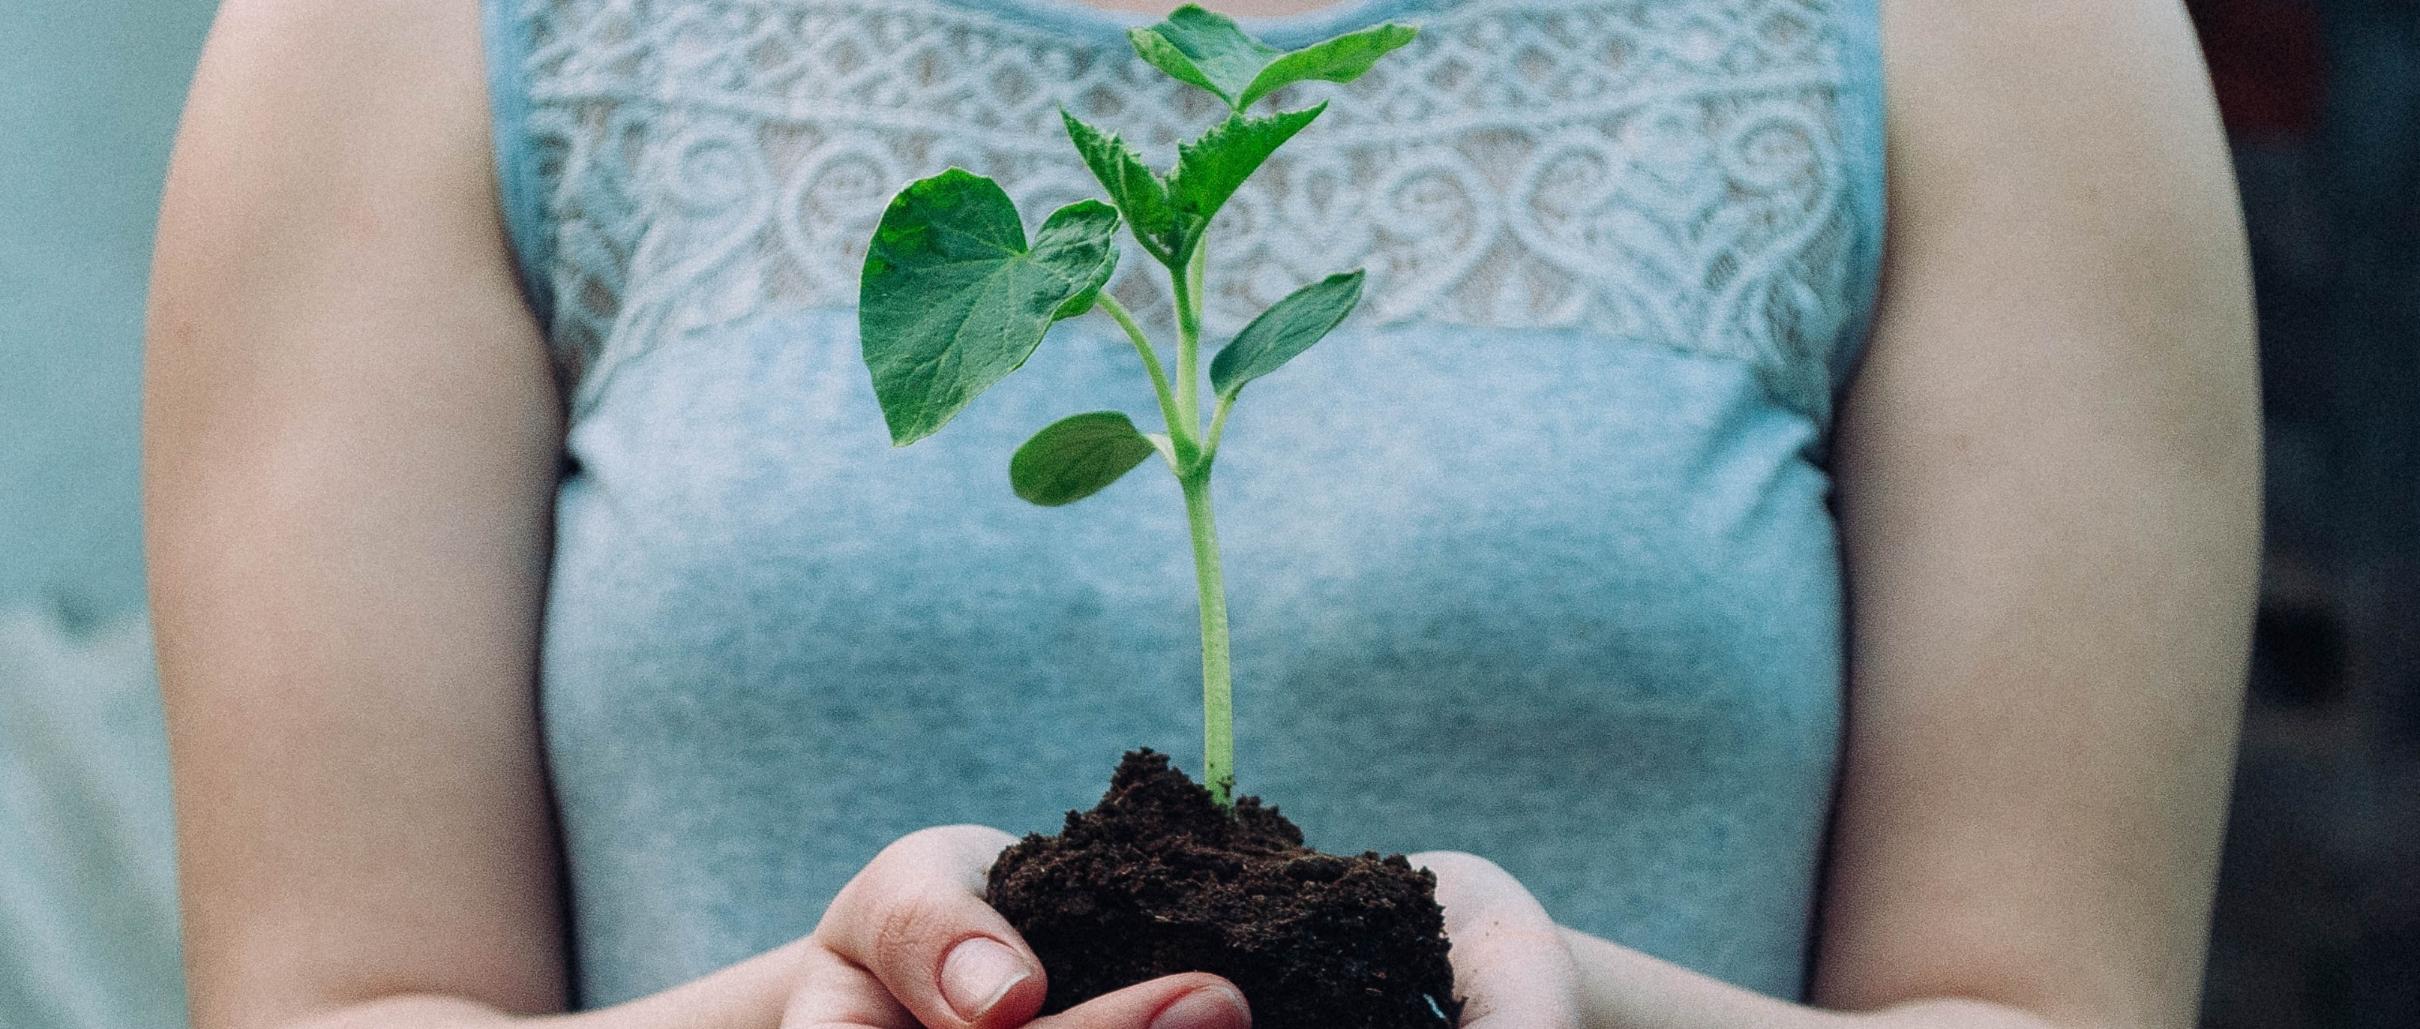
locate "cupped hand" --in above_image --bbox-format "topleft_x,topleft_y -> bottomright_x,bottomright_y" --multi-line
779,824 -> 1251,1029
1408,852 -> 1588,1029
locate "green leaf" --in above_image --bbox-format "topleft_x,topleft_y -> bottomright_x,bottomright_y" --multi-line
859,170 -> 1121,446
1128,5 -> 1419,111
1237,23 -> 1419,109
1209,270 -> 1364,399
1010,411 -> 1160,506
1143,431 -> 1178,468
1168,105 -> 1323,243
1062,109 -> 1179,262
1128,5 -> 1279,109
1063,100 -> 1324,263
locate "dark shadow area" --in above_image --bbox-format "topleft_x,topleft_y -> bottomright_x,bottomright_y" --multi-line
2190,1 -> 2420,1025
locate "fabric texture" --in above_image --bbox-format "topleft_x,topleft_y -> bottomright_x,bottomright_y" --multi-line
0,608 -> 185,1029
484,0 -> 1886,1007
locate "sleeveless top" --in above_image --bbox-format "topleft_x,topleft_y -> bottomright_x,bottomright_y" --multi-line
481,0 -> 1885,1008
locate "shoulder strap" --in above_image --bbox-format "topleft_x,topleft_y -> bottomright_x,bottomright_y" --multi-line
481,0 -> 555,329
1825,0 -> 1888,413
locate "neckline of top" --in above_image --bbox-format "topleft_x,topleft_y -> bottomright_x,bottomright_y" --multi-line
933,0 -> 1445,48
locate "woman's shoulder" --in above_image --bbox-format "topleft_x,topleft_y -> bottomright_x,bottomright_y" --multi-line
171,0 -> 503,266
190,0 -> 491,159
1873,0 -> 2246,324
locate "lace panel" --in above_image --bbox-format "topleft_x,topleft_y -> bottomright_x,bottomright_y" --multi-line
514,0 -> 1873,423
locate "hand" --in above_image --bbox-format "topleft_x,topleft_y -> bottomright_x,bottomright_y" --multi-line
780,825 -> 1252,1029
1407,852 -> 1587,1029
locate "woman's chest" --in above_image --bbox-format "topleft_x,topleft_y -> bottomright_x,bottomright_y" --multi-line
544,309 -> 1844,724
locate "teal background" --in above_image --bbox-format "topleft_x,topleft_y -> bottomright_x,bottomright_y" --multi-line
2,0 -> 210,616
2,0 -> 214,1025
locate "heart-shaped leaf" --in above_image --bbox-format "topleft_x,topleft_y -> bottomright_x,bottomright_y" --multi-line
1010,411 -> 1160,506
1210,270 -> 1364,399
1168,105 -> 1323,242
1130,5 -> 1419,111
860,170 -> 1121,445
1062,110 -> 1180,262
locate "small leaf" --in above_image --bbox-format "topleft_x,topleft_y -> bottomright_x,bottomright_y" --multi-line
859,170 -> 1121,446
1062,109 -> 1179,262
1128,5 -> 1281,109
1238,23 -> 1419,109
1210,270 -> 1364,399
1011,411 -> 1160,506
1129,5 -> 1418,111
1168,105 -> 1323,243
1143,431 -> 1179,468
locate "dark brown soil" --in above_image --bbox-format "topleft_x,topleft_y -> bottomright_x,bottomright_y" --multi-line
985,750 -> 1462,1028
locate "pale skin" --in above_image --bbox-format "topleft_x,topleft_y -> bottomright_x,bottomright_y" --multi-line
144,0 -> 2257,1027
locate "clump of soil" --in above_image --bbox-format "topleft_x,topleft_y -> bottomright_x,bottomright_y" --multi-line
986,750 -> 1462,1028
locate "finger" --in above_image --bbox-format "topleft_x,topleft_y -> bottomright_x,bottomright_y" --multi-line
1026,973 -> 1250,1029
1410,851 -> 1585,1029
817,825 -> 1048,1029
778,943 -> 916,1029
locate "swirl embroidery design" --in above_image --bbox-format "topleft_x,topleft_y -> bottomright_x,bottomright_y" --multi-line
517,0 -> 1867,422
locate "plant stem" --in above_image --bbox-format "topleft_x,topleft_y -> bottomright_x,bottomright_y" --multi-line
1204,394 -> 1235,457
1095,293 -> 1187,454
1168,240 -> 1230,805
1186,242 -> 1206,317
1171,245 -> 1206,425
1179,464 -> 1236,806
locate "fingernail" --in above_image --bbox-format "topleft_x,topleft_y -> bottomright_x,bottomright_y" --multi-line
940,937 -> 1032,1021
1150,984 -> 1250,1029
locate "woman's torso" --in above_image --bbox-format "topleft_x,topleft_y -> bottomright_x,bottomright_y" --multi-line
482,0 -> 1884,1006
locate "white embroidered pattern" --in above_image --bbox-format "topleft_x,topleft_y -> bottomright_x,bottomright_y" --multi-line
517,0 -> 1869,419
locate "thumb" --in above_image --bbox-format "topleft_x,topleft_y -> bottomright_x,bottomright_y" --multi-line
817,826 -> 1048,1029
1410,851 -> 1584,1029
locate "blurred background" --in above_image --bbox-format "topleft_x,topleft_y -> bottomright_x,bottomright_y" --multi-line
2192,3 -> 2420,1025
0,1 -> 2411,1026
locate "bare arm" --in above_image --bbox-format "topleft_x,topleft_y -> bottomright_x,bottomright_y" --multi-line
1552,2 -> 2259,1027
142,3 -> 961,1026
142,0 -> 806,1024
1814,0 -> 2257,1024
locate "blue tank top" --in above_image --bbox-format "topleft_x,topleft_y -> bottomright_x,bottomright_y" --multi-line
482,0 -> 1885,1008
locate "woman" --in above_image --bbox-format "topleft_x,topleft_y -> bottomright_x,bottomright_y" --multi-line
143,0 -> 2259,1026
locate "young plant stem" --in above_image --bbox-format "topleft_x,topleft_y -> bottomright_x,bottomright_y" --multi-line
1094,292 -> 1188,459
1180,464 -> 1237,806
1205,394 -> 1235,455
1082,243 -> 1237,808
1172,244 -> 1207,425
1169,240 -> 1234,807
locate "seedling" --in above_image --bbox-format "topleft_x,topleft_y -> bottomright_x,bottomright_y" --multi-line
858,5 -> 1416,807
